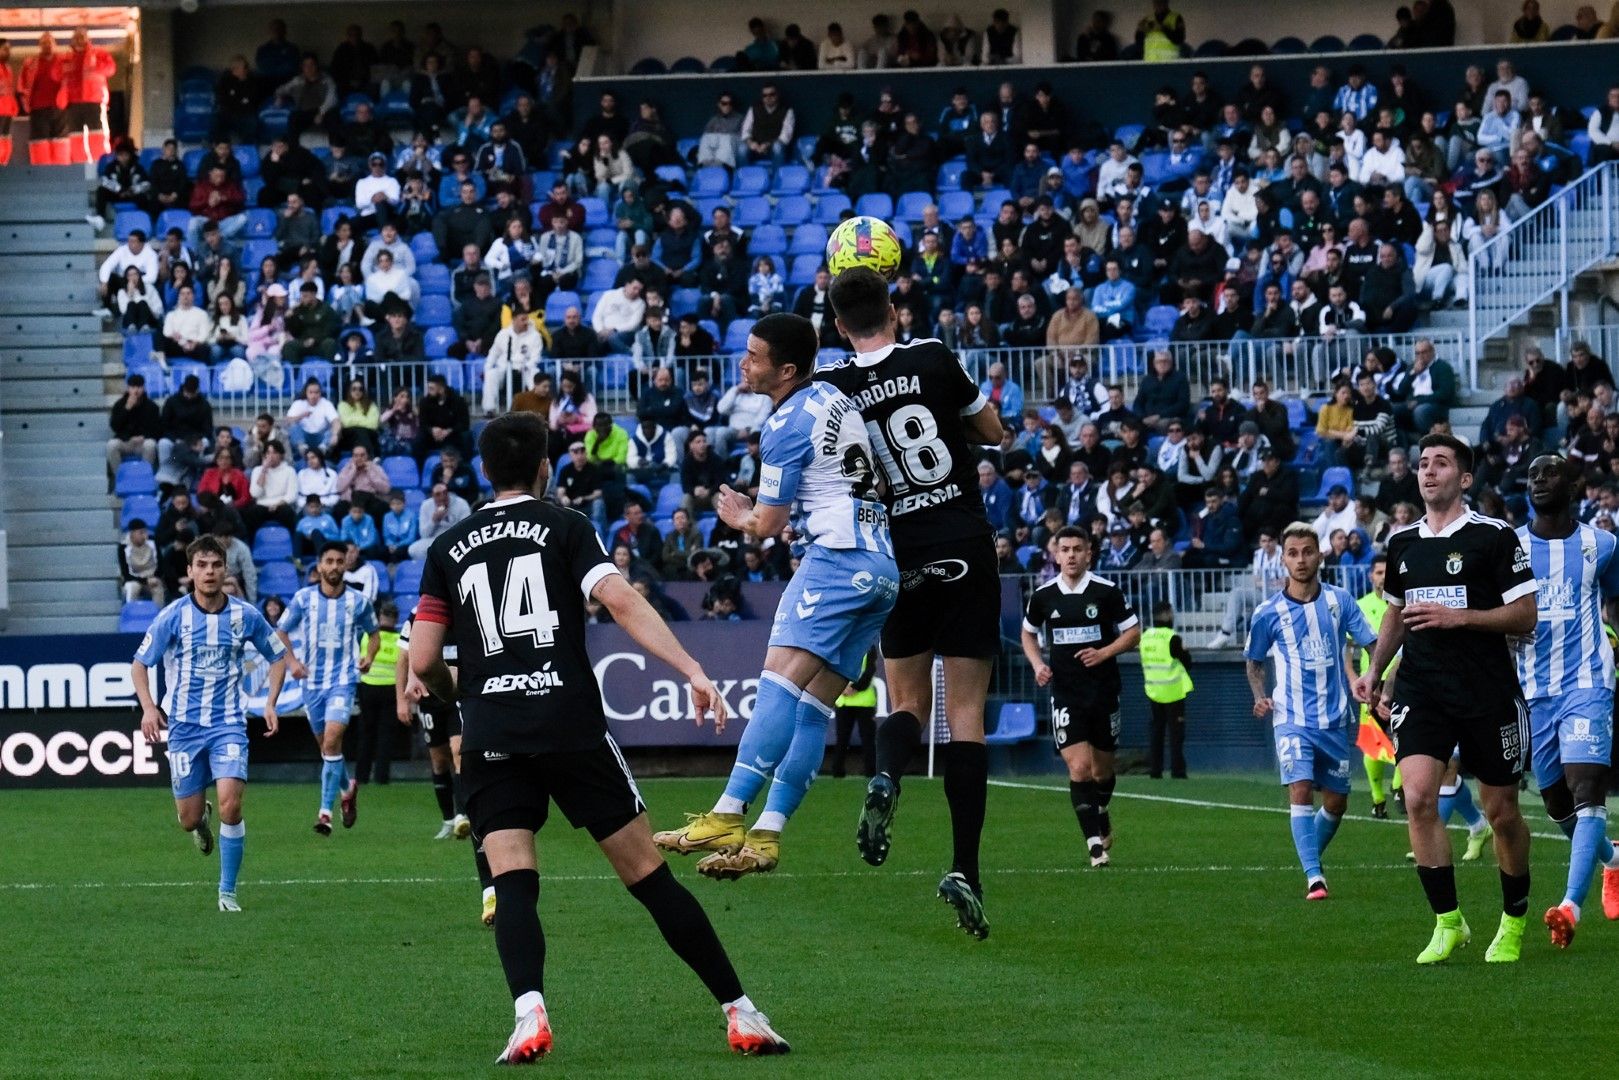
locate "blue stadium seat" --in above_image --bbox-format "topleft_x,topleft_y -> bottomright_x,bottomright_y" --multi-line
582,259 -> 618,292
1139,150 -> 1173,186
985,702 -> 1036,745
156,209 -> 191,237
1272,35 -> 1307,53
732,165 -> 770,197
795,135 -> 818,165
1194,38 -> 1229,56
298,361 -> 334,390
936,161 -> 967,191
1307,34 -> 1344,52
773,196 -> 812,227
417,263 -> 451,295
978,187 -> 1012,212
655,482 -> 684,516
1143,305 -> 1179,339
722,319 -> 756,352
367,560 -> 391,593
258,562 -> 301,598
890,220 -> 913,249
669,56 -> 706,73
416,295 -> 453,328
579,198 -> 609,228
113,210 -> 151,241
119,600 -> 160,634
629,57 -> 667,75
708,54 -> 737,70
813,194 -> 852,224
544,290 -> 581,324
938,190 -> 975,222
169,359 -> 210,390
393,559 -> 425,595
787,254 -> 821,287
733,195 -> 771,228
584,227 -> 618,256
320,206 -> 351,235
1314,466 -> 1354,500
692,197 -> 727,223
382,456 -> 419,490
242,238 -> 277,269
749,225 -> 787,256
582,292 -> 603,323
380,88 -> 413,123
182,147 -> 206,177
424,326 -> 457,359
599,354 -> 634,391
410,232 -> 440,264
855,193 -> 894,220
120,495 -> 159,531
1284,397 -> 1307,429
787,223 -> 827,255
339,93 -> 375,123
771,165 -> 810,196
1113,124 -> 1146,150
670,288 -> 700,317
234,145 -> 261,178
692,166 -> 730,197
122,333 -> 155,371
653,164 -> 687,187
1347,33 -> 1384,50
129,362 -> 166,394
894,191 -> 933,223
244,208 -> 278,238
257,106 -> 291,139
114,460 -> 156,496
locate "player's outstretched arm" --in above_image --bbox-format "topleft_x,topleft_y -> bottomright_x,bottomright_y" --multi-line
594,572 -> 729,733
714,483 -> 788,541
262,654 -> 287,736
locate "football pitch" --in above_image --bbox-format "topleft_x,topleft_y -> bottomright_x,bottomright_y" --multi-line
0,773 -> 1606,1079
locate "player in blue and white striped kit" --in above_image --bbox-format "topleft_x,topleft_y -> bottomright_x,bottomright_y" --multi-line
1245,522 -> 1377,900
277,541 -> 379,835
1515,454 -> 1619,947
654,313 -> 899,878
132,535 -> 286,912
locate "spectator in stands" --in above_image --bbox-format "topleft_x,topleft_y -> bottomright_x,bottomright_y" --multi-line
90,142 -> 149,228
375,388 -> 418,459
1241,379 -> 1293,463
1358,243 -> 1418,332
373,299 -> 425,365
697,236 -> 748,327
118,519 -> 164,604
160,284 -> 210,360
274,53 -> 337,139
1237,447 -> 1298,541
550,305 -> 599,360
362,250 -> 418,317
1521,343 -> 1566,425
244,439 -> 298,533
198,445 -> 251,512
632,306 -> 677,369
532,212 -> 584,302
106,371 -> 162,484
1502,147 -> 1549,218
1589,86 -> 1619,165
281,282 -> 340,364
449,95 -> 495,152
352,152 -> 400,228
185,163 -> 247,250
381,491 -> 417,563
1135,0 -> 1186,62
815,21 -> 856,70
1478,376 -> 1542,446
741,83 -> 795,166
482,307 -> 544,415
449,273 -> 501,359
740,17 -> 781,71
335,383 -> 382,456
628,413 -> 679,485
612,502 -> 662,564
433,181 -> 495,272
555,442 -> 607,531
549,369 -> 598,445
426,445 -> 479,506
1510,0 -> 1550,40
1485,58 -> 1529,114
1566,340 -> 1617,397
613,188 -> 654,264
1075,10 -> 1119,61
860,13 -> 898,68
1129,350 -> 1188,434
115,265 -> 162,333
1311,483 -> 1357,548
409,482 -> 470,559
285,379 -> 341,457
660,509 -> 702,579
895,10 -> 939,67
1346,371 -> 1395,478
97,227 -> 157,315
1477,90 -> 1520,159
965,109 -> 1013,191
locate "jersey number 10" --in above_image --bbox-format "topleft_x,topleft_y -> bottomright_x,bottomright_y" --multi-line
865,404 -> 952,495
459,552 -> 561,656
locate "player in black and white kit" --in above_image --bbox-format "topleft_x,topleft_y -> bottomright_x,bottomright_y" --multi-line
818,267 -> 1005,938
408,412 -> 788,1064
1353,433 -> 1539,966
1019,527 -> 1140,868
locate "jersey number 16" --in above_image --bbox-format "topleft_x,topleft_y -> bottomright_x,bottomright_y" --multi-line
459,552 -> 561,656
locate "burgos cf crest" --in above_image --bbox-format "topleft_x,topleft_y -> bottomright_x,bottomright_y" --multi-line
1085,604 -> 1098,618
1445,552 -> 1463,575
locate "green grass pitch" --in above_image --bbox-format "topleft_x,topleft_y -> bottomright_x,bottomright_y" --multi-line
0,773 -> 1607,1078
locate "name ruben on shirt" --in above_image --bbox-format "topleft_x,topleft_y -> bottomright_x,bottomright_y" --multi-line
447,520 -> 551,563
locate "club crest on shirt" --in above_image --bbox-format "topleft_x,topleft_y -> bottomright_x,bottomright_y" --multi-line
1085,603 -> 1098,618
1445,552 -> 1463,575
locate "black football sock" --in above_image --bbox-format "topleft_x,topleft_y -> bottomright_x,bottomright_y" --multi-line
491,869 -> 544,999
1095,776 -> 1117,836
1070,780 -> 1103,842
451,769 -> 468,816
874,711 -> 922,791
944,740 -> 988,889
430,768 -> 455,821
474,840 -> 494,890
1500,869 -> 1531,918
1416,864 -> 1459,915
628,863 -> 744,1004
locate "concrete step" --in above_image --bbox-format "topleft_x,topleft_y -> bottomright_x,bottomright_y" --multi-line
0,253 -> 100,278
0,413 -> 105,444
8,579 -> 117,605
0,221 -> 96,251
2,353 -> 116,380
1,613 -> 119,635
3,508 -> 114,543
3,598 -> 121,620
3,483 -> 111,511
0,284 -> 99,315
0,376 -> 106,410
6,543 -> 122,580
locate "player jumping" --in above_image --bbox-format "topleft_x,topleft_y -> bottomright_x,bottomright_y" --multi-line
819,266 -> 1005,939
277,541 -> 379,836
1354,433 -> 1539,964
653,314 -> 898,879
1515,453 -> 1619,947
409,412 -> 788,1063
1246,522 -> 1377,899
1020,526 -> 1140,867
132,536 -> 287,912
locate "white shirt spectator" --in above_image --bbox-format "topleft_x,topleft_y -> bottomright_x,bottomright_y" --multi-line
343,562 -> 379,601
1095,152 -> 1138,199
162,303 -> 211,347
1485,74 -> 1530,114
592,286 -> 647,335
1589,108 -> 1619,150
818,36 -> 857,69
1220,185 -> 1257,231
360,235 -> 416,276
354,173 -> 402,214
250,460 -> 298,508
99,241 -> 159,285
298,462 -> 339,505
718,384 -> 772,436
1341,128 -> 1367,177
411,492 -> 471,558
364,264 -> 420,309
1156,434 -> 1186,473
1250,544 -> 1286,592
1358,143 -> 1406,186
481,323 -> 545,414
740,104 -> 796,148
288,397 -> 340,436
1311,502 -> 1357,548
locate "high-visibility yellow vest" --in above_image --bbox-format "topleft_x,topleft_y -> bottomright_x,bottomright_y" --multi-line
360,629 -> 400,687
1356,591 -> 1393,677
837,652 -> 878,708
1139,626 -> 1192,703
1142,12 -> 1184,61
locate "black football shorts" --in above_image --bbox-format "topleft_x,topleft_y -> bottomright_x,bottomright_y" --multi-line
881,533 -> 1001,660
1389,694 -> 1529,788
1051,689 -> 1122,753
462,735 -> 646,843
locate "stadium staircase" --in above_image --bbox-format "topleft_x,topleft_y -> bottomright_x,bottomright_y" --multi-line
0,164 -> 118,634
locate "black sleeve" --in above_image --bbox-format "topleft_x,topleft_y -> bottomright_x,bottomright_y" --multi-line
1494,523 -> 1536,606
850,647 -> 878,692
1109,585 -> 1138,630
1383,532 -> 1406,605
1169,633 -> 1192,667
1022,588 -> 1046,632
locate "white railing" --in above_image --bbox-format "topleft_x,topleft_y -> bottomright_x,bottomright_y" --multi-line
1470,160 -> 1619,364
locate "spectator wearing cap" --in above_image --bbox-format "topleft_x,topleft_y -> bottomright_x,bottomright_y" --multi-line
120,519 -> 164,604
1099,519 -> 1142,571
1238,446 -> 1299,541
1311,484 -> 1357,548
107,372 -> 161,480
281,282 -> 340,365
482,308 -> 545,415
353,151 -> 400,226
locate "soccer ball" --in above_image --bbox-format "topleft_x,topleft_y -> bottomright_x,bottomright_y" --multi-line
825,215 -> 904,282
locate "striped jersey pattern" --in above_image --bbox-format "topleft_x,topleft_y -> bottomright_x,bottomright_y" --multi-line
1244,582 -> 1377,730
134,595 -> 285,729
1514,522 -> 1619,698
278,585 -> 377,691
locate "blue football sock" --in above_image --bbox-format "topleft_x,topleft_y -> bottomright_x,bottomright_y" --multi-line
1567,806 -> 1610,909
219,820 -> 245,895
1314,808 -> 1343,856
719,672 -> 802,810
320,754 -> 345,813
1440,783 -> 1484,830
758,695 -> 835,830
1290,805 -> 1321,880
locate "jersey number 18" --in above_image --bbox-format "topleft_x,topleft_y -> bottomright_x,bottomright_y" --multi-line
458,552 -> 561,656
865,404 -> 952,495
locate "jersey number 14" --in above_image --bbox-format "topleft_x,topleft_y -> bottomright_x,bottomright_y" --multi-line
459,552 -> 561,655
865,404 -> 952,495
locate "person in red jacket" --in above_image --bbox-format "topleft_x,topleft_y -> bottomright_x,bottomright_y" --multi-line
0,39 -> 17,166
187,163 -> 248,247
61,26 -> 115,163
19,32 -> 66,166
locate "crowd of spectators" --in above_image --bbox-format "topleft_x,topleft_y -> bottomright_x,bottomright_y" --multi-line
99,14 -> 1617,635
